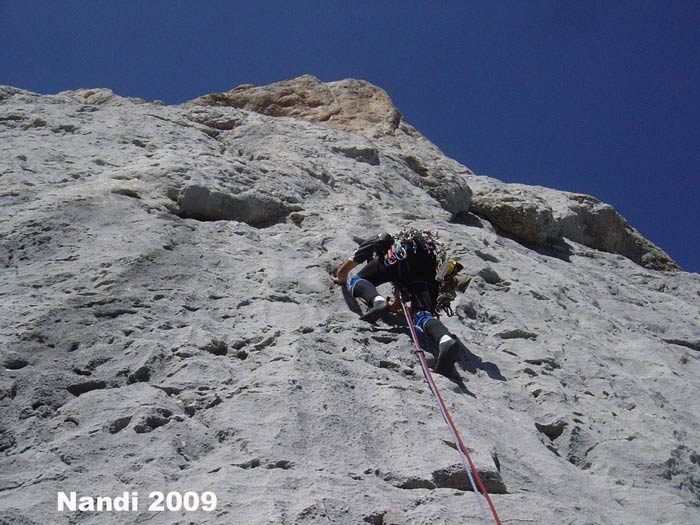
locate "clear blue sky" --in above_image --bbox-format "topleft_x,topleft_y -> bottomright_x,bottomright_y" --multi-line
2,1 -> 698,272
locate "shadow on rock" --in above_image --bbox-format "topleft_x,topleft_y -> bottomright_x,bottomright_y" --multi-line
426,336 -> 506,381
533,237 -> 574,263
458,343 -> 506,381
419,338 -> 504,394
451,211 -> 485,229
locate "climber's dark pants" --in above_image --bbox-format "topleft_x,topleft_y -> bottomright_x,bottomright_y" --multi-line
353,257 -> 438,309
348,252 -> 452,340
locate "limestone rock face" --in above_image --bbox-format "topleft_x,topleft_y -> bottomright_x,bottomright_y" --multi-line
1,78 -> 698,525
467,180 -> 558,245
58,88 -> 149,106
190,74 -> 402,140
190,75 -> 473,218
467,176 -> 680,271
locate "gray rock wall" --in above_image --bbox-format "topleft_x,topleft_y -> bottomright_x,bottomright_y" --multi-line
467,177 -> 680,271
1,80 -> 698,524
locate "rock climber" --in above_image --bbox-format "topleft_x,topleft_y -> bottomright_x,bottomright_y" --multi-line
333,228 -> 464,376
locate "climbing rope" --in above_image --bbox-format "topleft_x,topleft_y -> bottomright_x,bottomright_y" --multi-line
396,288 -> 502,525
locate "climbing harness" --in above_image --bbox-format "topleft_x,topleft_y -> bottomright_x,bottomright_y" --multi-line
379,229 -> 463,317
396,288 -> 502,525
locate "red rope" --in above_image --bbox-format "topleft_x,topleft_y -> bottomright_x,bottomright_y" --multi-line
398,290 -> 502,525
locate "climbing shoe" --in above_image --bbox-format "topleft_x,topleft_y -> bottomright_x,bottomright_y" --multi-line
435,336 -> 459,376
360,297 -> 388,323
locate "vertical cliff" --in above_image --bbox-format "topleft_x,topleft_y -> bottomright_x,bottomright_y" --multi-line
1,77 -> 698,524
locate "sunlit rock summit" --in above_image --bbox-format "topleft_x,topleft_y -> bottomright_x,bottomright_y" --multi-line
1,75 -> 698,524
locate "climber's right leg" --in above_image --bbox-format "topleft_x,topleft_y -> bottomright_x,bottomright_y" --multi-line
347,259 -> 395,323
414,310 -> 460,376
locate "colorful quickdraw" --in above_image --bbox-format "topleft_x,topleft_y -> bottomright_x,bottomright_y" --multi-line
383,228 -> 446,268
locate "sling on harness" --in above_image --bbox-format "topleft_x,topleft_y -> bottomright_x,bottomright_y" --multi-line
396,287 -> 502,525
